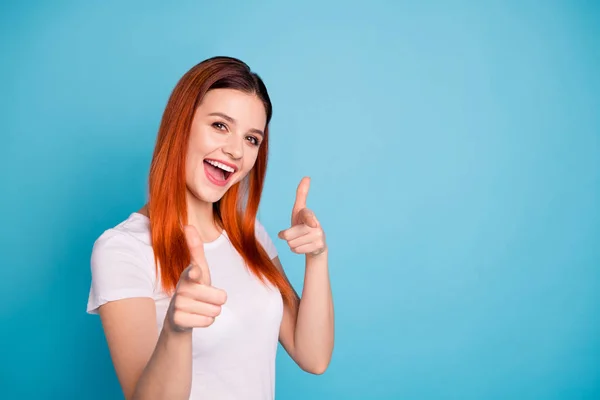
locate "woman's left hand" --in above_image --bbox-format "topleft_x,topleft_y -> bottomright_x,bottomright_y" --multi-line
278,177 -> 327,258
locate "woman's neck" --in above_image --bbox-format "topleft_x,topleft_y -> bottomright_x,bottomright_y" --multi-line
188,200 -> 221,243
186,194 -> 222,243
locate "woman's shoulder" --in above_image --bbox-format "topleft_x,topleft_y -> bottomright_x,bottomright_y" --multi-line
96,212 -> 151,243
87,212 -> 157,314
253,217 -> 278,260
92,212 -> 152,258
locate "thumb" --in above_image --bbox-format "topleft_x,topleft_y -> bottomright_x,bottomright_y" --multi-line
183,225 -> 211,286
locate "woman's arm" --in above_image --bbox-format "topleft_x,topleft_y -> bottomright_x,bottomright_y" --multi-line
275,251 -> 334,374
275,177 -> 335,374
97,225 -> 226,400
99,299 -> 193,400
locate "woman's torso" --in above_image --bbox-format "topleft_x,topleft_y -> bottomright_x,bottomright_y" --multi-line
88,212 -> 284,399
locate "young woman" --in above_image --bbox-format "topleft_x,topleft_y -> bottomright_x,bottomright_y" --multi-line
86,56 -> 334,400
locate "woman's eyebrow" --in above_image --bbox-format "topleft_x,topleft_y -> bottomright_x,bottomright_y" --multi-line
209,112 -> 236,124
208,112 -> 264,137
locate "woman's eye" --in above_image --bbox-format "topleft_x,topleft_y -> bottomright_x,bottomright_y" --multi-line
247,136 -> 260,146
212,122 -> 227,131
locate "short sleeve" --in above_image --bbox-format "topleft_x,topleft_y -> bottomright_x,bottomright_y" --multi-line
86,232 -> 155,315
255,219 -> 278,260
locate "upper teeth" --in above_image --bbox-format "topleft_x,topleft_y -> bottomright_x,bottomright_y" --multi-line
206,160 -> 235,173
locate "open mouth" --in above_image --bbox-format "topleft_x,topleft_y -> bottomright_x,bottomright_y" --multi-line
203,159 -> 236,186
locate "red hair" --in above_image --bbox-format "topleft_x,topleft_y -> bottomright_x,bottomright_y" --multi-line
147,56 -> 295,307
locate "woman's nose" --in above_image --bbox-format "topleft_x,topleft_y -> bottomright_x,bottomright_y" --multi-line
222,135 -> 243,160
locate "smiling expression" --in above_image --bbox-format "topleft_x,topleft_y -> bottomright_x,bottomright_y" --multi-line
185,88 -> 268,204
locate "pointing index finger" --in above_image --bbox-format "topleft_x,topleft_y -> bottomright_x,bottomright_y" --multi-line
183,225 -> 211,286
293,177 -> 311,217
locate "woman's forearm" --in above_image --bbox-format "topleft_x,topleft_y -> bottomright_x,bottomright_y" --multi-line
294,250 -> 334,373
132,322 -> 193,400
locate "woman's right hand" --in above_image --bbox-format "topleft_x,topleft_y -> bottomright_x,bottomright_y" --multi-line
165,225 -> 228,333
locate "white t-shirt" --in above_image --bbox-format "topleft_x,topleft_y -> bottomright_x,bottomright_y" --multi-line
87,212 -> 284,400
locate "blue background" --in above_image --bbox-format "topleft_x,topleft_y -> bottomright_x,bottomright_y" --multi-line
1,1 -> 599,399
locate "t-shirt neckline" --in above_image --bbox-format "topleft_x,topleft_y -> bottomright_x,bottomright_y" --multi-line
130,212 -> 228,249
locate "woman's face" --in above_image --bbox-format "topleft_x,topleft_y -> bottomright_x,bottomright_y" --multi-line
185,88 -> 267,204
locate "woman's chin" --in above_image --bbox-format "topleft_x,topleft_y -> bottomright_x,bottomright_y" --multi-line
198,190 -> 226,204
187,174 -> 245,204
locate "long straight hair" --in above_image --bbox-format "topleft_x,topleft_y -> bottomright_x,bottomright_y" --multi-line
147,56 -> 295,307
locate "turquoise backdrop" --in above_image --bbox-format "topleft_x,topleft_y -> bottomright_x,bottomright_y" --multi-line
1,1 -> 599,398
